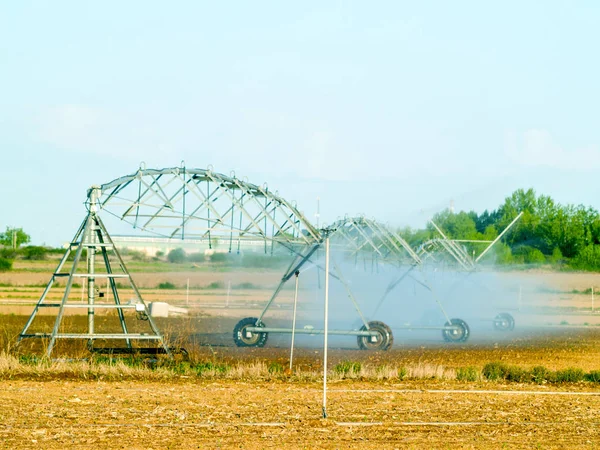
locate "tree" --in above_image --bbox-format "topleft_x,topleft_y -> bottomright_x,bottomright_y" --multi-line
429,210 -> 479,240
167,248 -> 186,264
0,227 -> 30,248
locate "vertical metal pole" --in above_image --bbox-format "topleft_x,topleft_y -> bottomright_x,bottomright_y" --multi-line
87,189 -> 99,338
289,271 -> 300,371
592,287 -> 595,312
322,237 -> 330,419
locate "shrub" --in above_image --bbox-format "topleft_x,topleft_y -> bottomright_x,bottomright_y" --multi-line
505,366 -> 531,383
525,248 -> 546,265
555,368 -> 585,383
456,366 -> 479,382
0,258 -> 13,272
167,248 -> 186,264
398,367 -> 408,380
268,362 -> 284,374
0,248 -> 17,259
531,366 -> 550,384
482,361 -> 509,381
194,361 -> 230,375
571,245 -> 600,271
158,281 -> 177,290
585,370 -> 600,383
334,361 -> 362,376
22,246 -> 48,260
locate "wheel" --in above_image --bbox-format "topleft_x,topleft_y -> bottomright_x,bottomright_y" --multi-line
442,318 -> 470,343
493,313 -> 515,331
357,321 -> 393,351
233,317 -> 268,347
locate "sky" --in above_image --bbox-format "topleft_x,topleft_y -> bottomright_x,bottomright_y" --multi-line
1,1 -> 599,246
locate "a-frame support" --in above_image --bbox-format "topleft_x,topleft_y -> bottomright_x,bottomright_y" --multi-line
17,186 -> 172,358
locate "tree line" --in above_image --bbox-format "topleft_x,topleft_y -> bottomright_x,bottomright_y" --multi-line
3,188 -> 600,272
400,188 -> 600,270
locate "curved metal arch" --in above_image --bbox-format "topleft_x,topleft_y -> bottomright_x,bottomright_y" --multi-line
93,166 -> 321,246
328,216 -> 421,265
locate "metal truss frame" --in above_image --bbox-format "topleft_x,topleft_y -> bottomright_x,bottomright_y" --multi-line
246,216 -> 468,346
98,163 -> 320,249
18,187 -> 171,358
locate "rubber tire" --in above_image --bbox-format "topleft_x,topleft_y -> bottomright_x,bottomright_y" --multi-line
233,317 -> 268,348
493,313 -> 515,331
357,321 -> 393,351
442,318 -> 470,343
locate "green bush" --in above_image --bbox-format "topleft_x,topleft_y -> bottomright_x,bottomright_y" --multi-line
158,281 -> 177,290
0,248 -> 17,259
268,362 -> 284,374
555,368 -> 585,383
194,361 -> 230,375
505,366 -> 531,383
514,245 -> 546,265
334,361 -> 362,376
531,366 -> 550,384
585,370 -> 600,383
571,245 -> 600,271
456,366 -> 479,382
398,367 -> 408,380
0,258 -> 13,272
482,361 -> 509,381
525,248 -> 546,265
167,248 -> 186,264
22,246 -> 48,260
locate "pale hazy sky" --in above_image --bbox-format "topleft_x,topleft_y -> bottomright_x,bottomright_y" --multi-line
1,1 -> 599,245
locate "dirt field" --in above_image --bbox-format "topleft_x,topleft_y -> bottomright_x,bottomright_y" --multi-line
2,379 -> 600,449
2,267 -> 600,448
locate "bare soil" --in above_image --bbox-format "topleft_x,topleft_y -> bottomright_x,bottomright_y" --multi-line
2,379 -> 600,449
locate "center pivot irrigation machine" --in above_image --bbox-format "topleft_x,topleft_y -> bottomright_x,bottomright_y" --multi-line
233,214 -> 482,351
17,164 -> 512,357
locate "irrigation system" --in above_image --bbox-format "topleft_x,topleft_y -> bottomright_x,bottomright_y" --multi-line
17,164 -> 520,358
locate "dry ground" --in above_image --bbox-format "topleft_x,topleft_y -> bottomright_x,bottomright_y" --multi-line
2,379 -> 600,449
2,267 -> 600,448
